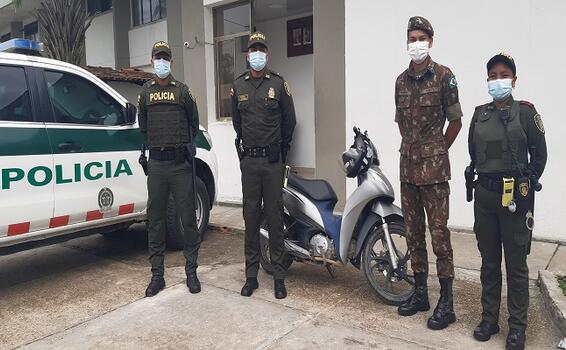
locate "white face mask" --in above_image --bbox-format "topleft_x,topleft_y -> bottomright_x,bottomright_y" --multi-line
407,41 -> 430,64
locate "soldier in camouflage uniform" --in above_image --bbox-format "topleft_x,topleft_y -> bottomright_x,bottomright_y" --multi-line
231,32 -> 296,299
395,17 -> 463,330
138,41 -> 202,297
469,54 -> 547,350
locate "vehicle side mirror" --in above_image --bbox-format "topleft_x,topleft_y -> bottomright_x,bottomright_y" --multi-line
125,102 -> 137,125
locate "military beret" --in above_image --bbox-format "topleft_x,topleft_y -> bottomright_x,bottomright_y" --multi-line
248,31 -> 268,49
487,53 -> 516,76
152,41 -> 171,58
407,16 -> 434,37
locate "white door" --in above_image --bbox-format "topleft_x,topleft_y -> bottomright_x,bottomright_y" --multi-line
0,64 -> 54,237
42,69 -> 146,227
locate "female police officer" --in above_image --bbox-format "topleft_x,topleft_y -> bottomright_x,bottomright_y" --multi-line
467,53 -> 547,350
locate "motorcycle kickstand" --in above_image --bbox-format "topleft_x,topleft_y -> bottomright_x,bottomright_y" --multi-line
326,265 -> 336,279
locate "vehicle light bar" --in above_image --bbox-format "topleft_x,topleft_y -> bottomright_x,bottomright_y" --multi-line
0,39 -> 44,56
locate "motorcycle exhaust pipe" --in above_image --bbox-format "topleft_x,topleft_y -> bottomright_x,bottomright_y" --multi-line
260,228 -> 311,260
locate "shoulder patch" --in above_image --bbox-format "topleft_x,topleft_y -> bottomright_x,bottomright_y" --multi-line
284,81 -> 292,96
448,74 -> 458,89
533,113 -> 545,134
520,100 -> 535,109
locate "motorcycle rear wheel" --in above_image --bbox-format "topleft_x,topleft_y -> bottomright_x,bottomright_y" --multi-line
259,219 -> 293,275
361,221 -> 414,306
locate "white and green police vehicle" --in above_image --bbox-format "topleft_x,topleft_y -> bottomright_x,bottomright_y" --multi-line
0,39 -> 217,252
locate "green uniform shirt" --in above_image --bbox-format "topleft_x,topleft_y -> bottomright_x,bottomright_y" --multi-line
231,70 -> 296,147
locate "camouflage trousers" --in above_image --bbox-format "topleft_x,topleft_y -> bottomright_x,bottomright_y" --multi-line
401,181 -> 454,279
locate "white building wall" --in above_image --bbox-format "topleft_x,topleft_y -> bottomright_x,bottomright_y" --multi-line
85,11 -> 116,68
345,0 -> 566,241
128,20 -> 168,69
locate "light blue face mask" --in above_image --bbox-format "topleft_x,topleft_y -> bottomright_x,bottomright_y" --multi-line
248,51 -> 267,72
488,78 -> 513,101
153,58 -> 171,79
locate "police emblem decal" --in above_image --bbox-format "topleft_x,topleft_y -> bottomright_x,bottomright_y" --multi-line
98,187 -> 114,212
268,87 -> 276,99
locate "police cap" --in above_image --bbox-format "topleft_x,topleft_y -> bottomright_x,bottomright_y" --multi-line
407,16 -> 434,37
487,53 -> 516,76
152,41 -> 171,58
247,32 -> 268,49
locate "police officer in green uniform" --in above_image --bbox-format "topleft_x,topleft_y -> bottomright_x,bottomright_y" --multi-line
467,53 -> 547,350
138,41 -> 202,297
231,32 -> 296,299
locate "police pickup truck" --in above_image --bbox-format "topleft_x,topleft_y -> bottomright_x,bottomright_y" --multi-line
0,39 -> 217,252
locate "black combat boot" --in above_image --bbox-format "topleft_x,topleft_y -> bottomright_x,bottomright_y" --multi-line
398,272 -> 430,316
145,276 -> 165,297
505,328 -> 526,350
473,320 -> 500,342
274,279 -> 287,299
427,277 -> 456,330
240,277 -> 259,297
186,272 -> 201,294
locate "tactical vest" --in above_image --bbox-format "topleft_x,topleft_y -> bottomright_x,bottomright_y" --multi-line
473,101 -> 528,174
145,82 -> 189,148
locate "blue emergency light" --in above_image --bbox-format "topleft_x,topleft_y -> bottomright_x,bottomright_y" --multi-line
0,39 -> 44,56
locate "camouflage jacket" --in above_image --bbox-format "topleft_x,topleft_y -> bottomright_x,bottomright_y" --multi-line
395,58 -> 463,185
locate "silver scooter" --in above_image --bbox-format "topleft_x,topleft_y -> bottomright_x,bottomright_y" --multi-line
260,127 -> 414,305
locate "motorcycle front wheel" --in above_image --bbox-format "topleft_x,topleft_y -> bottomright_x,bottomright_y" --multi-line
361,221 -> 414,306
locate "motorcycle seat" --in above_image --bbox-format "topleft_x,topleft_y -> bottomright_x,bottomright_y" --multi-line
288,173 -> 338,203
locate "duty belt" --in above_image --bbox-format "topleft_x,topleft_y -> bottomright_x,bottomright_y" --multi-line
478,174 -> 520,194
243,146 -> 269,158
149,147 -> 176,161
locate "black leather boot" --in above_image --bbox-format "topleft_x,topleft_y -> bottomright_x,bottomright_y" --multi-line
274,279 -> 287,299
427,277 -> 456,330
186,272 -> 201,294
398,272 -> 430,316
473,320 -> 500,341
240,277 -> 259,297
505,328 -> 525,350
145,276 -> 165,297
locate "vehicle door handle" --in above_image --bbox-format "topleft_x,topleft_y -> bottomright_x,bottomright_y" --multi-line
58,142 -> 82,152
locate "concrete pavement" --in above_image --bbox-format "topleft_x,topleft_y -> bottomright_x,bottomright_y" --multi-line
0,205 -> 564,349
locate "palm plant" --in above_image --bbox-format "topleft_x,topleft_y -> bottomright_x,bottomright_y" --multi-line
12,0 -> 95,65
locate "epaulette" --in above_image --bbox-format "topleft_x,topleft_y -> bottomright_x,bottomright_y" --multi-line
475,102 -> 490,111
519,100 -> 535,109
171,80 -> 177,86
269,71 -> 282,78
236,71 -> 248,80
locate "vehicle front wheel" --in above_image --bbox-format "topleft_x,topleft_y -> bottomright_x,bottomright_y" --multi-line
361,221 -> 414,306
166,177 -> 210,250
